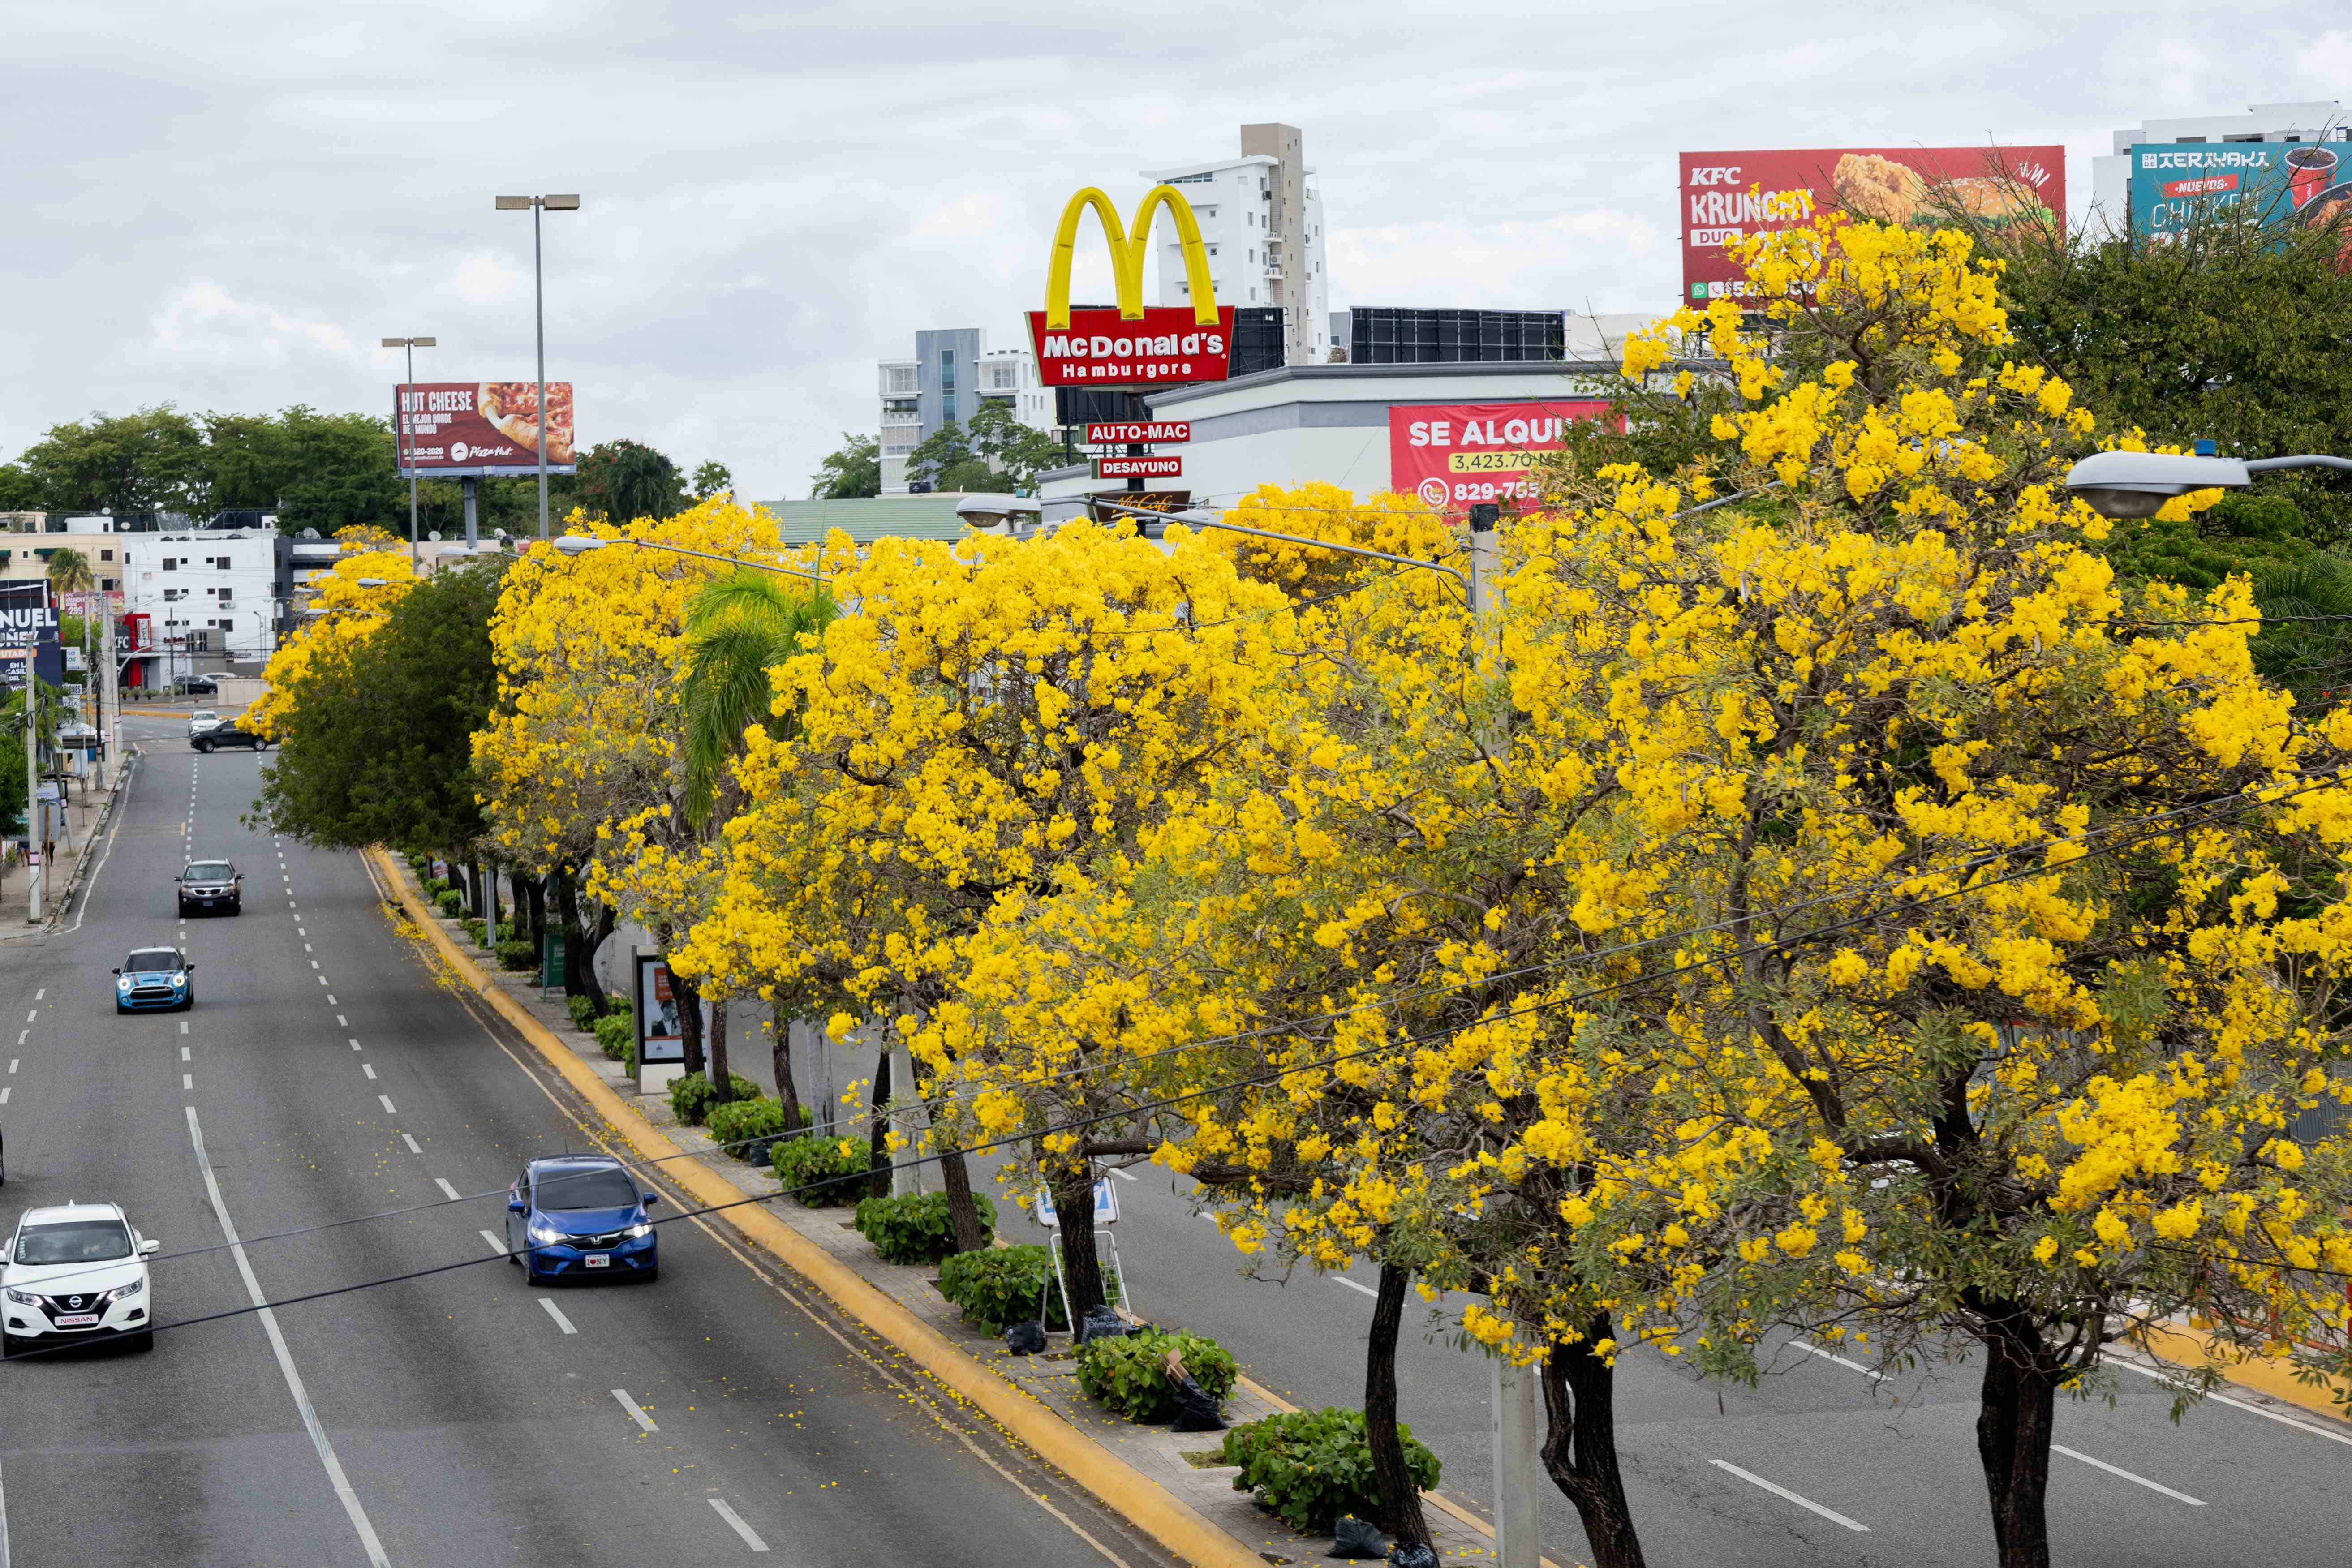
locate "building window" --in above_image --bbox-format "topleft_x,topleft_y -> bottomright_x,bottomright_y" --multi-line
162,557 -> 177,571
218,587 -> 233,605
214,555 -> 231,570
99,549 -> 112,562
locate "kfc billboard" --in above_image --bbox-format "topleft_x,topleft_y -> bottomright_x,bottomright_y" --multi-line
1389,402 -> 1617,510
1680,146 -> 2064,300
396,382 -> 577,477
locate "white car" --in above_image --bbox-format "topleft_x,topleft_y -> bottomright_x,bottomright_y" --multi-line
1,1203 -> 158,1355
188,709 -> 223,738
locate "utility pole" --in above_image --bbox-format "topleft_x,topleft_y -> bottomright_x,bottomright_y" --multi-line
101,602 -> 119,790
25,670 -> 39,923
494,193 -> 580,539
383,335 -> 437,567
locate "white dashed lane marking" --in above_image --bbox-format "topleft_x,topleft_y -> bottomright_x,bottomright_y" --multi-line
378,1095 -> 397,1114
362,1064 -> 378,1080
611,1391 -> 659,1433
402,1134 -> 423,1155
1709,1461 -> 1868,1533
336,1015 -> 347,1027
182,1074 -> 192,1091
179,1047 -> 189,1062
1332,1275 -> 1379,1298
477,1230 -> 506,1257
434,1178 -> 461,1202
707,1499 -> 768,1553
2051,1446 -> 2206,1505
539,1299 -> 577,1336
178,1021 -> 188,1035
0,1088 -> 10,1105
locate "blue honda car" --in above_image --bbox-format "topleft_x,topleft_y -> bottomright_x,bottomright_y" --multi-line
505,1156 -> 660,1284
115,947 -> 195,1013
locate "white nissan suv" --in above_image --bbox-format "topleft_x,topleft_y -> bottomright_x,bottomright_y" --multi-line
1,1203 -> 159,1356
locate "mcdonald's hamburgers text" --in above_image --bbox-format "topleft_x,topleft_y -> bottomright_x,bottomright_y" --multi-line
1026,307 -> 1235,387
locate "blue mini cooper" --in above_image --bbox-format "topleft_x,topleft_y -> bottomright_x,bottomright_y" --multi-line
506,1156 -> 660,1284
115,947 -> 195,1013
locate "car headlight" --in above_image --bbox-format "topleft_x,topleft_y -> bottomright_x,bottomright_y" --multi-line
118,977 -> 133,992
628,1223 -> 653,1239
170,975 -> 187,988
4,1288 -> 38,1306
527,1220 -> 562,1244
104,1279 -> 145,1302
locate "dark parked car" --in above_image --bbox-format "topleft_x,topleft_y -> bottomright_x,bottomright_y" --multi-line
190,725 -> 267,753
179,674 -> 219,697
178,860 -> 242,916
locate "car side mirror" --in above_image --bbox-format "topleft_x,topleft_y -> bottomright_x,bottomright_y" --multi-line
140,1239 -> 160,1255
642,1191 -> 660,1207
185,963 -> 197,972
507,1199 -> 527,1214
112,967 -> 121,975
0,1242 -> 11,1263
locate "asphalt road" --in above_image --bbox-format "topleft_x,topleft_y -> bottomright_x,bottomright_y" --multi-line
0,717 -> 1182,1568
976,1100 -> 2352,1564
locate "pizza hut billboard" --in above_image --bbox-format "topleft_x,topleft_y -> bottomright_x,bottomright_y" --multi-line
395,381 -> 577,477
1390,401 -> 1617,511
1679,146 -> 2064,301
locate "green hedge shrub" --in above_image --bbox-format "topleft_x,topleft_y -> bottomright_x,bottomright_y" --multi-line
1219,1407 -> 1440,1535
462,918 -> 489,948
433,889 -> 463,917
773,1134 -> 871,1205
936,1243 -> 1116,1331
496,937 -> 535,971
668,1070 -> 762,1126
853,1191 -> 996,1265
567,994 -> 599,1032
406,853 -> 430,873
424,876 -> 452,897
1076,1327 -> 1237,1422
593,1012 -> 632,1061
706,1097 -> 809,1158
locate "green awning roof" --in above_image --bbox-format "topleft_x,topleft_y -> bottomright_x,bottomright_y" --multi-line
763,496 -> 974,546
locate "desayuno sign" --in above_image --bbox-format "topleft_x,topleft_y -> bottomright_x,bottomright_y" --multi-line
1025,185 -> 1235,388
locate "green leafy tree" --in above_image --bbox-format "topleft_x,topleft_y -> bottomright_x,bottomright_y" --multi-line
255,561 -> 505,854
809,433 -> 881,499
904,420 -> 1001,493
966,400 -> 1062,491
14,407 -> 208,515
0,464 -> 39,511
576,439 -> 687,523
691,460 -> 734,501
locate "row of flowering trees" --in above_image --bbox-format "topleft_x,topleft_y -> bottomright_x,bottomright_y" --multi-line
258,217 -> 2352,1568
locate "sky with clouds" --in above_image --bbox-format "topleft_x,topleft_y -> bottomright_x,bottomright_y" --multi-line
3,1 -> 2346,502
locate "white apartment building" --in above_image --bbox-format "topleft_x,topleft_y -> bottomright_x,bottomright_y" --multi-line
2091,100 -> 2346,226
1147,122 -> 1330,365
875,331 -> 1057,494
122,529 -> 284,662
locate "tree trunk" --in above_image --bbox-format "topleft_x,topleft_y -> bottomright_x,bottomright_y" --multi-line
555,872 -> 599,1006
936,1145 -> 991,1253
707,999 -> 732,1104
1366,1262 -> 1434,1546
868,1045 -> 893,1199
672,964 -> 707,1078
769,1001 -> 803,1134
1537,1315 -> 1647,1568
1050,1162 -> 1107,1325
1975,1304 -> 2060,1568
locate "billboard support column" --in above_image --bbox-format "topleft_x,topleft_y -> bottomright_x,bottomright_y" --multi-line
101,605 -> 118,792
463,477 -> 480,555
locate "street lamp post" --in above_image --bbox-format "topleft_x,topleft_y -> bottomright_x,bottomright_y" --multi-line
381,335 -> 437,566
2064,449 -> 2352,519
495,194 -> 580,541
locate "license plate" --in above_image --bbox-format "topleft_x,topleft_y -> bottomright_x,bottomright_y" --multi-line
56,1313 -> 99,1327
583,1254 -> 610,1268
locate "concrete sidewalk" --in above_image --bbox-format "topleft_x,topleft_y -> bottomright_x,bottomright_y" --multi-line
1,753 -> 128,935
379,851 -> 1536,1567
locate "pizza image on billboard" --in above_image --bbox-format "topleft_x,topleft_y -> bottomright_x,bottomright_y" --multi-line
396,381 -> 579,477
1680,146 -> 2064,300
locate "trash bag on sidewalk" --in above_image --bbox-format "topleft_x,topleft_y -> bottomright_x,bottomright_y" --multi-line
1076,1305 -> 1131,1344
1005,1320 -> 1047,1355
1328,1516 -> 1386,1559
1167,1369 -> 1225,1431
1387,1541 -> 1437,1568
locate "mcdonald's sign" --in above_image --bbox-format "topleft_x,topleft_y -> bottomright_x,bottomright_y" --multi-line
1025,185 -> 1235,388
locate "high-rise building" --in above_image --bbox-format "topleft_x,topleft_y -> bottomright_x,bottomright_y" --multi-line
1145,123 -> 1330,365
876,329 -> 1057,494
2091,101 -> 2345,226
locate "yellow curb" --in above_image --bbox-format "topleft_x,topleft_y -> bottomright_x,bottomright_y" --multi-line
2135,1320 -> 2352,1426
1235,1375 -> 1569,1568
371,849 -> 1266,1568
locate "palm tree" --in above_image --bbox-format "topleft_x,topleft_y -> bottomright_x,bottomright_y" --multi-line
675,569 -> 834,1116
43,547 -> 96,722
2253,558 -> 2352,710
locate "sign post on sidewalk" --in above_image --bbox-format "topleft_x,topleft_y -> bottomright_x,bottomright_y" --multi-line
21,660 -> 38,923
1491,1358 -> 1541,1567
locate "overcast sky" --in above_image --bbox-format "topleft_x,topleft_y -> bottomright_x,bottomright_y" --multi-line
3,1 -> 2345,501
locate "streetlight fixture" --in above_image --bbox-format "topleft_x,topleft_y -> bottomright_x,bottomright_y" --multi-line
494,193 -> 580,541
551,533 -> 828,584
2064,449 -> 2352,520
381,335 -> 436,565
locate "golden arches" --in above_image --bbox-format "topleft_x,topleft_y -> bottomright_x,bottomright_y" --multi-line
1043,184 -> 1221,330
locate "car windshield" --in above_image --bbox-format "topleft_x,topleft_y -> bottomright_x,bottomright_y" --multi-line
126,949 -> 180,972
185,863 -> 233,881
192,710 -> 217,721
536,1167 -> 641,1211
15,1220 -> 133,1265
